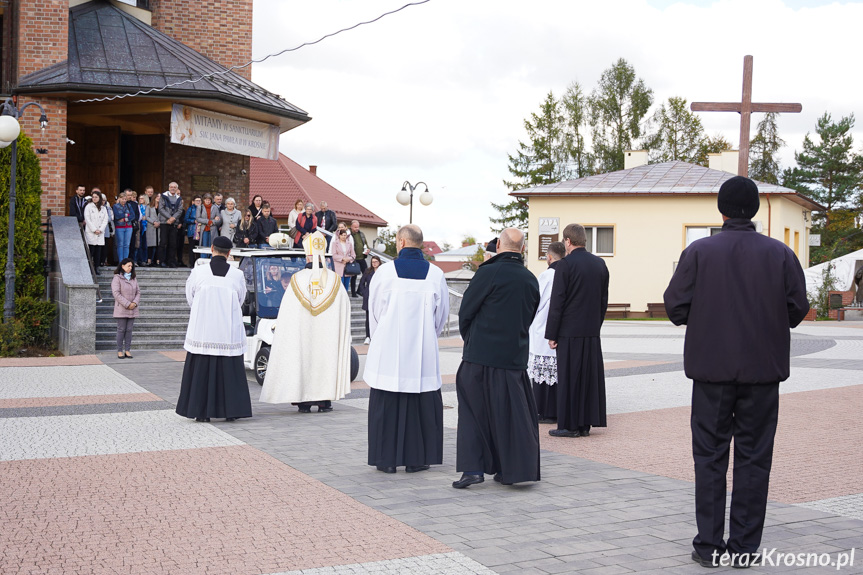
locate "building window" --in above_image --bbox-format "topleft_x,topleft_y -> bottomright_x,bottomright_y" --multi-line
685,226 -> 722,247
584,226 -> 614,256
794,231 -> 800,256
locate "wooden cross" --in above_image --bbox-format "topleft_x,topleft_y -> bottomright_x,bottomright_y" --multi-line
691,55 -> 802,177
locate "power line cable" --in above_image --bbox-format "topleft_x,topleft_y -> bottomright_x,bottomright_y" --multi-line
76,0 -> 432,103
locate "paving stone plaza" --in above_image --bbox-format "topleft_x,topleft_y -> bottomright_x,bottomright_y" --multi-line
1,320 -> 861,574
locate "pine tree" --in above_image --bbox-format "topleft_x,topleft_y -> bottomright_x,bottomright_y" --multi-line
493,91 -> 568,231
589,58 -> 653,173
749,112 -> 785,184
641,96 -> 705,164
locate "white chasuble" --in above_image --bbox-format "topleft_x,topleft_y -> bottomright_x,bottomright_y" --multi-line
363,262 -> 450,393
260,268 -> 352,403
184,264 -> 247,356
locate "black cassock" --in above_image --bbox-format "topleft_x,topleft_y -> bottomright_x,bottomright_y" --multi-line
545,248 -> 609,432
367,388 -> 443,467
455,362 -> 540,484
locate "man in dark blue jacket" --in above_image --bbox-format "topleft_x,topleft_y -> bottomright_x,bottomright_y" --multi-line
453,228 -> 540,488
664,176 -> 809,569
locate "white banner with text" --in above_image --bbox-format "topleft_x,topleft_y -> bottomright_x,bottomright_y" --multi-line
170,104 -> 280,161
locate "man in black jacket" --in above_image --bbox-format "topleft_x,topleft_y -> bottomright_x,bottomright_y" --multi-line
453,228 -> 540,489
69,185 -> 88,227
315,201 -> 338,248
664,176 -> 809,569
545,223 -> 609,438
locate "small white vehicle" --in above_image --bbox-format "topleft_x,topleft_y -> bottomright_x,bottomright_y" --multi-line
197,247 -> 359,385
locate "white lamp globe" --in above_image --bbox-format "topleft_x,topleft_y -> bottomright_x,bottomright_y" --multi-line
0,116 -> 20,143
0,140 -> 11,149
396,189 -> 411,206
418,191 -> 433,206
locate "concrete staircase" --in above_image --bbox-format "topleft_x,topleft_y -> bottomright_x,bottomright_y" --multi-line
96,266 -> 368,351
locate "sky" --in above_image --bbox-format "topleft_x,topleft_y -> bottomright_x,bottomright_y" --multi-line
249,0 -> 863,248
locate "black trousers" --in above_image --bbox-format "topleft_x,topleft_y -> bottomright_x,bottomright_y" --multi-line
350,258 -> 367,295
158,225 -> 181,266
691,381 -> 779,559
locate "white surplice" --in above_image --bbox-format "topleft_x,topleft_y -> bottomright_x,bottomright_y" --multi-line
184,263 -> 247,357
528,267 -> 556,358
363,261 -> 449,393
260,268 -> 352,403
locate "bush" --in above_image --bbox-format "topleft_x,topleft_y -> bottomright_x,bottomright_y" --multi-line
0,131 -> 46,305
0,297 -> 57,356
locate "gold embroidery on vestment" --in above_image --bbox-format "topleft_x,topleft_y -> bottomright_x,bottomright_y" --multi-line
291,271 -> 339,316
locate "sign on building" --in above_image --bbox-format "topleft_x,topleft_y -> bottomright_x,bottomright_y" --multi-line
537,217 -> 559,260
809,234 -> 821,247
170,104 -> 280,160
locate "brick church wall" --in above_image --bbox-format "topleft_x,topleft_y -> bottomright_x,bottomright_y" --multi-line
14,0 -> 68,217
149,0 -> 253,81
164,141 -> 250,209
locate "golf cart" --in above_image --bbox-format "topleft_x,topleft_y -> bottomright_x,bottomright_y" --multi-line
200,247 -> 360,385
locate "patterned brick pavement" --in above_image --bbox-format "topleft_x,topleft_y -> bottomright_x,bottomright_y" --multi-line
1,321 -> 861,574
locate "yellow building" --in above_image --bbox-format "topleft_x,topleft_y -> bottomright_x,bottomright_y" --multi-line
518,152 -> 824,315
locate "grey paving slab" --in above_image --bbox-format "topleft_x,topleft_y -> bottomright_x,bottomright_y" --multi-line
0,365 -> 148,398
266,552 -> 496,574
0,400 -> 170,419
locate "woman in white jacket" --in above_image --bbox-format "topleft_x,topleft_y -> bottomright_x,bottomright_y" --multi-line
84,190 -> 109,274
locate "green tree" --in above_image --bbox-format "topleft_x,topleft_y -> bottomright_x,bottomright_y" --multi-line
375,227 -> 398,258
561,81 -> 594,178
642,96 -> 705,164
494,91 -> 569,231
589,58 -> 654,173
749,112 -> 785,184
695,133 -> 734,167
0,132 -> 46,305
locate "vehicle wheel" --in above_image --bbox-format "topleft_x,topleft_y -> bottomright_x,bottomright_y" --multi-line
350,346 -> 360,382
254,345 -> 270,386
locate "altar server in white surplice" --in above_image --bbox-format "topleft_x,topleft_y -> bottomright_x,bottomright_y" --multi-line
527,241 -> 566,423
260,231 -> 352,413
364,225 -> 449,474
176,236 -> 252,422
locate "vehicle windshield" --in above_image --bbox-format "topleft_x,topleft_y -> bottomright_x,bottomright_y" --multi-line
243,255 -> 333,319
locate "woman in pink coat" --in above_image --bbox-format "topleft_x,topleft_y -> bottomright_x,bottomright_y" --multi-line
331,228 -> 356,291
111,258 -> 141,359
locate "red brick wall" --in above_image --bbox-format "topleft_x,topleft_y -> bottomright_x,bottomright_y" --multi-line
13,0 -> 69,218
149,0 -> 253,81
827,290 -> 855,320
163,141 -> 250,209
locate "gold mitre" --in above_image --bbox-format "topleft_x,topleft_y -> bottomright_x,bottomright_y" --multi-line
304,231 -> 327,260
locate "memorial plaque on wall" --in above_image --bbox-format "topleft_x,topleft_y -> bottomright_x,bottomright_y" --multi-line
537,217 -> 560,260
191,175 -> 220,193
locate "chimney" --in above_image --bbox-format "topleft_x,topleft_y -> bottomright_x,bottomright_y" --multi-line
309,165 -> 317,176
708,150 -> 739,175
462,240 -> 470,247
624,150 -> 649,170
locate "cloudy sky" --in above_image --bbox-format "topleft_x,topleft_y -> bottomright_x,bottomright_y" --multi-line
250,0 -> 862,247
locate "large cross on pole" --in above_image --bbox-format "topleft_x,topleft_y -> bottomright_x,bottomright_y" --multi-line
691,55 -> 802,177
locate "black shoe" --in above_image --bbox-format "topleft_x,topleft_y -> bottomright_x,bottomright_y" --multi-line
405,465 -> 430,473
298,406 -> 312,413
226,418 -> 237,422
194,417 -> 211,422
376,465 -> 396,474
730,552 -> 760,569
538,417 -> 556,424
493,473 -> 512,485
580,428 -> 590,437
452,473 -> 484,489
318,405 -> 333,413
160,263 -> 168,268
549,428 -> 581,437
691,550 -> 721,568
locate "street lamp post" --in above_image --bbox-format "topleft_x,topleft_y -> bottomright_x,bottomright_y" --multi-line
396,181 -> 433,224
0,98 -> 48,321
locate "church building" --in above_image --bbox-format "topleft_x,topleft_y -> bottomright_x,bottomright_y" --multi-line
1,0 -> 309,216
518,150 -> 824,315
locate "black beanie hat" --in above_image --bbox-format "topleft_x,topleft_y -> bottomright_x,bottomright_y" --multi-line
717,176 -> 759,219
212,236 -> 233,250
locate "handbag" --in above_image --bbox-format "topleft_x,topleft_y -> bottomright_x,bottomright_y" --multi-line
344,261 -> 362,276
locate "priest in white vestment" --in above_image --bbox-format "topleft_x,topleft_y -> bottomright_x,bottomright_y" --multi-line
176,236 -> 252,422
527,241 -> 566,423
260,231 -> 352,412
364,225 -> 449,474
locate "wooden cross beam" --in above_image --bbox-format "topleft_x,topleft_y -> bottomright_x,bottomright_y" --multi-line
691,55 -> 802,177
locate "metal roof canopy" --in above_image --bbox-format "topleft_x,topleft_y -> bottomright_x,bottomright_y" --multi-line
16,0 -> 310,133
